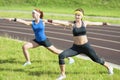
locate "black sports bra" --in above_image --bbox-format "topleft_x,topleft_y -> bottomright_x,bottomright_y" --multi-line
72,21 -> 86,36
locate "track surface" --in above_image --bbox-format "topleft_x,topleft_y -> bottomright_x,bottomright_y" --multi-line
0,19 -> 120,65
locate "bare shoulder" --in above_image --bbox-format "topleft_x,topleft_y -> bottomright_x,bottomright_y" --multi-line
42,19 -> 47,23
82,21 -> 87,27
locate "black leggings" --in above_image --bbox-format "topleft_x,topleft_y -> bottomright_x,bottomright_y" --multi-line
59,43 -> 104,65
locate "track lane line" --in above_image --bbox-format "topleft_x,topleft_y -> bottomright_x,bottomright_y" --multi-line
0,26 -> 120,38
0,29 -> 120,52
0,27 -> 120,44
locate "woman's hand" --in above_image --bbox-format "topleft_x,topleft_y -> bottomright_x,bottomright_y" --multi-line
102,22 -> 111,26
64,23 -> 73,29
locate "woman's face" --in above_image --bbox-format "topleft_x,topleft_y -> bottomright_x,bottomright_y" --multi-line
75,14 -> 82,19
75,14 -> 82,20
74,11 -> 83,21
32,12 -> 37,18
32,10 -> 40,19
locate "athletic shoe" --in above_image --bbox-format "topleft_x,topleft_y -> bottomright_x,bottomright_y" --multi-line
68,57 -> 75,64
108,66 -> 114,75
56,74 -> 66,80
23,61 -> 31,66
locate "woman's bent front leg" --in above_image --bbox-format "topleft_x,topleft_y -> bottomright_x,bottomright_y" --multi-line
57,48 -> 78,80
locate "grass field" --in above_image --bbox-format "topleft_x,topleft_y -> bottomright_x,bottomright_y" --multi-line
0,0 -> 120,24
0,0 -> 120,16
0,0 -> 120,79
0,37 -> 120,80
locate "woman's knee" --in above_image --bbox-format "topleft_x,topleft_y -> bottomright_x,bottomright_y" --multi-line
58,53 -> 66,65
59,52 -> 66,59
22,43 -> 32,50
22,44 -> 27,50
48,45 -> 63,54
94,58 -> 105,65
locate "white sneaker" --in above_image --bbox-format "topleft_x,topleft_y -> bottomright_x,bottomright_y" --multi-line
68,57 -> 75,64
56,74 -> 66,80
108,66 -> 114,75
23,61 -> 31,66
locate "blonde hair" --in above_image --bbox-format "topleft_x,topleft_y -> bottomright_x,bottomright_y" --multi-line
75,8 -> 84,15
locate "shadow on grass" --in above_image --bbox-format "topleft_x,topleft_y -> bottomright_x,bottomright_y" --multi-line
28,70 -> 106,77
0,67 -> 25,72
28,71 -> 59,76
32,59 -> 58,63
0,58 -> 23,64
0,58 -> 107,76
65,70 -> 107,75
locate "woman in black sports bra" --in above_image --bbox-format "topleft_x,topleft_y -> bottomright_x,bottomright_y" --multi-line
49,8 -> 113,80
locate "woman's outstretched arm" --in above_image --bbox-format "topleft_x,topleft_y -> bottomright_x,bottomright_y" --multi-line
84,20 -> 110,26
44,19 -> 73,29
5,18 -> 32,26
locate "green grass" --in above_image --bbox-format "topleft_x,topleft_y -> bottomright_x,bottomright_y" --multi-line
0,5 -> 120,17
0,0 -> 120,17
0,0 -> 120,24
0,37 -> 120,80
0,10 -> 120,24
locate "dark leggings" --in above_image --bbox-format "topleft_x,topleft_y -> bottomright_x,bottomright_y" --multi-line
59,43 -> 105,65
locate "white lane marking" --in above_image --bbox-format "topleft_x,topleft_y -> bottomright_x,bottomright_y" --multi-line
0,29 -> 34,35
46,25 -> 120,33
0,26 -> 31,30
88,32 -> 120,38
46,31 -> 120,44
87,26 -> 120,30
46,26 -> 120,34
0,29 -> 120,52
88,28 -> 120,33
92,44 -> 120,52
1,25 -> 120,35
46,27 -> 120,38
88,37 -> 120,44
76,55 -> 120,69
48,36 -> 120,52
0,26 -> 120,44
0,26 -> 120,38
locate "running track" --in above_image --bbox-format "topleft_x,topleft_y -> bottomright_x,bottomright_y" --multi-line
0,19 -> 120,66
